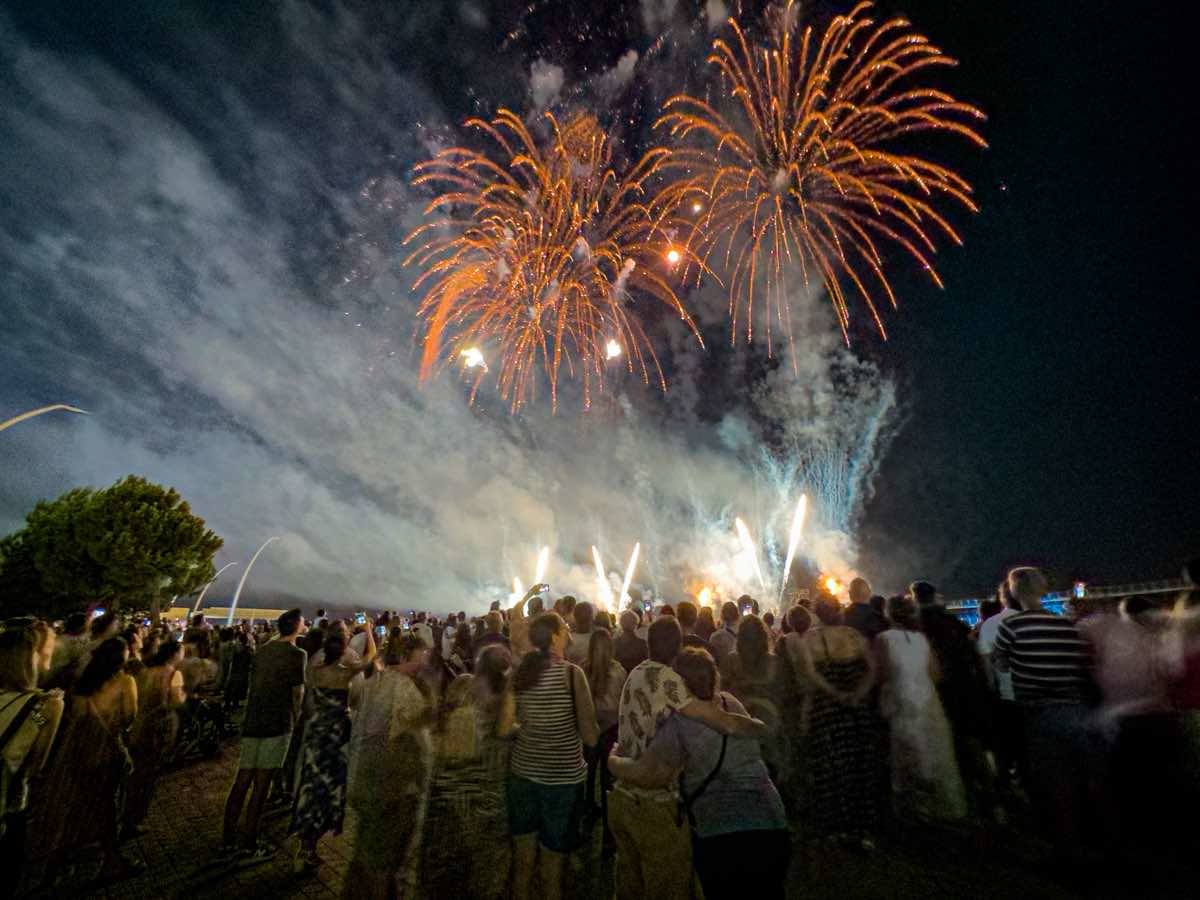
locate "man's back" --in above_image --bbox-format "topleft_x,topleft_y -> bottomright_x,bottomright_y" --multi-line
994,610 -> 1092,704
614,629 -> 647,674
242,640 -> 307,738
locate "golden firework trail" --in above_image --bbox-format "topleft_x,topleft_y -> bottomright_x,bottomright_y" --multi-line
657,0 -> 986,350
404,110 -> 704,412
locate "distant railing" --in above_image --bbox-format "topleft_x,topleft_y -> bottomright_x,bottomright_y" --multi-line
945,579 -> 1189,625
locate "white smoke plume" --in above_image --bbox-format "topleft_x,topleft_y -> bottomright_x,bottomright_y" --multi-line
0,2 -> 897,615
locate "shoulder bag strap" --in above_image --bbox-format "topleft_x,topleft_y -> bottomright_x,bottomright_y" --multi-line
677,695 -> 729,828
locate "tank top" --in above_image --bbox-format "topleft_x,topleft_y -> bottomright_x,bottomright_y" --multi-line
511,660 -> 584,785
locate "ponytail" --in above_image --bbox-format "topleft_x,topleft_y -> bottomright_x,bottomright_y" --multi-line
514,612 -> 564,693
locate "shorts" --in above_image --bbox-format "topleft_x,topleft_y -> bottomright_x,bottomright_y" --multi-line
239,732 -> 292,770
506,775 -> 584,853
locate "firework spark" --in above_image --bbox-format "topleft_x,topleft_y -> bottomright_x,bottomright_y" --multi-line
657,0 -> 986,348
404,110 -> 703,412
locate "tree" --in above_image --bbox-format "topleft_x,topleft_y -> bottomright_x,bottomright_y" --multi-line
0,476 -> 223,620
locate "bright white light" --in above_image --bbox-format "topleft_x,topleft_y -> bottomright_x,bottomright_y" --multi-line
461,347 -> 484,368
691,202 -> 702,213
620,542 -> 640,607
605,339 -> 622,359
534,546 -> 550,585
666,249 -> 681,265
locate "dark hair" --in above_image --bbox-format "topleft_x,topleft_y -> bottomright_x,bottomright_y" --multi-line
673,647 -> 718,700
514,612 -> 566,692
887,595 -> 919,630
869,595 -> 887,615
1123,595 -> 1152,619
720,601 -> 740,626
321,630 -> 347,666
658,604 -> 675,618
595,611 -> 614,631
762,611 -> 775,628
453,623 -> 474,655
677,601 -> 698,629
812,599 -> 842,627
698,606 -> 715,627
90,610 -> 116,639
647,616 -> 682,664
786,605 -> 812,635
379,631 -> 425,668
979,598 -> 1003,621
64,612 -> 88,635
528,595 -> 545,615
75,637 -> 127,696
573,601 -> 595,634
584,628 -> 615,701
558,596 -> 577,619
734,615 -> 770,677
475,644 -> 512,695
218,627 -> 234,642
148,637 -> 182,668
278,608 -> 303,637
909,581 -> 938,607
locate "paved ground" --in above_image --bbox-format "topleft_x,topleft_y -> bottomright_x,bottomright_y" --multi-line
21,738 -> 1196,899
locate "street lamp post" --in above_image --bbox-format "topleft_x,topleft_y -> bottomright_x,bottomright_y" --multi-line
227,537 -> 280,625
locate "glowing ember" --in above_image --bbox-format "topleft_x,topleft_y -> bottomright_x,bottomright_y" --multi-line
460,347 -> 485,369
605,339 -> 622,360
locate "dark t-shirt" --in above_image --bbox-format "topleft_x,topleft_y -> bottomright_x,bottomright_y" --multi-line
241,640 -> 307,738
614,631 -> 648,674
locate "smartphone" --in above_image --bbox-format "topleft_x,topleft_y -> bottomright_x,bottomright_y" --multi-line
354,613 -> 367,625
91,608 -> 106,619
1072,581 -> 1087,600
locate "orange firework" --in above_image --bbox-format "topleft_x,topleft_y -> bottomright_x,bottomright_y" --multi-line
657,0 -> 986,350
403,110 -> 702,412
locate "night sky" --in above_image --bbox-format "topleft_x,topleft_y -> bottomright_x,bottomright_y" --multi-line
0,0 -> 1193,608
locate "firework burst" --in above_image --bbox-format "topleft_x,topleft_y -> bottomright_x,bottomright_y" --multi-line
657,0 -> 986,349
404,110 -> 703,412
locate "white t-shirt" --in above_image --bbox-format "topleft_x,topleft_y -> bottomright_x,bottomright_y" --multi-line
977,608 -> 1018,701
411,622 -> 435,650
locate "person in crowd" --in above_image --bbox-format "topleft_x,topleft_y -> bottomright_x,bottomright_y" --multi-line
121,626 -> 146,679
762,610 -> 779,647
876,595 -> 966,821
33,637 -> 142,884
44,612 -> 89,688
993,566 -> 1102,866
567,601 -> 595,664
440,612 -> 460,658
609,647 -> 789,900
221,628 -> 254,715
508,612 -> 598,900
554,596 -> 578,630
476,610 -> 510,652
719,614 -> 782,776
610,616 -> 766,900
787,599 -> 881,847
411,614 -> 435,651
1081,595 -> 1176,849
613,610 -> 648,674
344,632 -> 435,900
184,613 -> 212,659
581,627 -> 625,840
709,601 -> 741,665
696,605 -> 717,642
222,609 -> 307,866
291,628 -> 366,873
844,578 -> 888,642
509,585 -> 546,658
446,621 -> 475,676
976,584 -> 1022,792
423,643 -> 516,900
178,630 -> 218,698
911,580 -> 992,814
677,601 -> 708,650
0,619 -> 65,897
774,604 -> 814,804
124,637 -> 185,839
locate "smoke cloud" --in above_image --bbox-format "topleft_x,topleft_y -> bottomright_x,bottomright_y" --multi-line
0,2 -> 896,614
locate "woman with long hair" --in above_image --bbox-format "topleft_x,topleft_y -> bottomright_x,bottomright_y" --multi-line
344,631 -> 434,900
876,595 -> 966,821
719,615 -> 782,777
0,619 -> 64,897
290,628 -> 366,873
447,622 -> 474,677
581,628 -> 625,838
696,605 -> 717,642
508,612 -> 599,900
423,643 -> 517,899
124,638 -> 185,838
32,637 -> 142,885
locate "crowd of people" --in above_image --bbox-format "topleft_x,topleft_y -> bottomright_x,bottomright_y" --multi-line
2,559 -> 1200,897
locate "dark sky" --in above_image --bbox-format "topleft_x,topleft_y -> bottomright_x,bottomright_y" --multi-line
0,0 -> 1193,606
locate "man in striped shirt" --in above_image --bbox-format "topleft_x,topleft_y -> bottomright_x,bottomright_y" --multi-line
993,566 -> 1099,864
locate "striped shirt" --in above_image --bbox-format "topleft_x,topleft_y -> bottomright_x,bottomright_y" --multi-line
993,610 -> 1093,704
511,660 -> 585,785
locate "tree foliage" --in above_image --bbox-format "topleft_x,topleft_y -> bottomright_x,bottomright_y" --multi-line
0,476 -> 222,619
